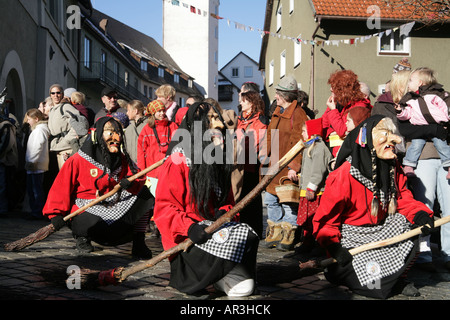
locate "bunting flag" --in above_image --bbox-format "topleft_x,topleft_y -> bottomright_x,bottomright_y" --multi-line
163,0 -> 416,47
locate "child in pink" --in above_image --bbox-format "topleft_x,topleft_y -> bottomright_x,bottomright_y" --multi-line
395,67 -> 450,179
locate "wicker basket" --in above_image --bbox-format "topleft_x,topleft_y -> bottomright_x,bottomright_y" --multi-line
275,176 -> 300,203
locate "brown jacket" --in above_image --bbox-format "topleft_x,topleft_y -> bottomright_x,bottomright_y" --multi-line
261,100 -> 308,195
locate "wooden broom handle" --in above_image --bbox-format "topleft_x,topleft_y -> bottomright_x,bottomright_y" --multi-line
62,158 -> 165,222
320,214 -> 450,267
117,140 -> 305,281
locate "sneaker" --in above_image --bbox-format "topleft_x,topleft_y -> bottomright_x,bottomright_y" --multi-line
403,166 -> 416,178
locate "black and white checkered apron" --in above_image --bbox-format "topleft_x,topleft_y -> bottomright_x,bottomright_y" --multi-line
341,213 -> 415,287
195,220 -> 257,263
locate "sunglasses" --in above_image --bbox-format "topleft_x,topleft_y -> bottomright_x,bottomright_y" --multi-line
51,91 -> 62,95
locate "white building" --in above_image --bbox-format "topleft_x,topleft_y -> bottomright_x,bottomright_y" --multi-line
163,0 -> 220,100
218,51 -> 265,113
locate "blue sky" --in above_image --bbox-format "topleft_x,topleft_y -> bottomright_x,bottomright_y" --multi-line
91,0 -> 267,69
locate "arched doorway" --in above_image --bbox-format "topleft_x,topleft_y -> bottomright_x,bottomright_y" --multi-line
0,50 -> 26,121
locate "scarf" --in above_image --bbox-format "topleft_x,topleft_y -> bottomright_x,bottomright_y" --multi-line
335,115 -> 397,216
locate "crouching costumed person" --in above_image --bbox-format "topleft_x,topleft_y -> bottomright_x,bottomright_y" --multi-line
43,117 -> 153,258
313,115 -> 435,299
153,102 -> 259,297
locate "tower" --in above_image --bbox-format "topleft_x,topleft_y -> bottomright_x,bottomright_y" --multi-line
163,0 -> 220,99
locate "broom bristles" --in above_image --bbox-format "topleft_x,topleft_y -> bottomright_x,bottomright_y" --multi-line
3,224 -> 56,252
79,267 -> 124,289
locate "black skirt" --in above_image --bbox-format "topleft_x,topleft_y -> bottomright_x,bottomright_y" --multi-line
169,224 -> 259,295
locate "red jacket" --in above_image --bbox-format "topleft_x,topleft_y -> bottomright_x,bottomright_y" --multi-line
43,153 -> 144,220
312,161 -> 433,247
236,112 -> 267,172
321,99 -> 372,156
137,119 -> 178,178
153,153 -> 236,252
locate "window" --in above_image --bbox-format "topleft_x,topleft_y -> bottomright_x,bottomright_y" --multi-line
276,5 -> 282,32
188,79 -> 193,88
214,51 -> 218,64
244,66 -> 253,78
113,61 -> 119,84
140,59 -> 148,71
158,67 -> 165,78
294,37 -> 302,67
100,50 -> 106,80
232,68 -> 239,77
280,51 -> 286,78
378,28 -> 410,55
174,73 -> 180,83
83,37 -> 91,69
269,60 -> 274,86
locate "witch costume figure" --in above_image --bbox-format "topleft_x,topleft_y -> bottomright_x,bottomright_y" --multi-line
153,102 -> 259,297
312,115 -> 435,299
43,117 -> 153,258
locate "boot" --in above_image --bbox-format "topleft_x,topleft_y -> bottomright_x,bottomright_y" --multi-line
75,236 -> 94,254
276,222 -> 299,252
132,232 -> 153,259
261,220 -> 283,248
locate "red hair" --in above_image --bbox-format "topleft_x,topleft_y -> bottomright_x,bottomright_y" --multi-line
328,70 -> 366,107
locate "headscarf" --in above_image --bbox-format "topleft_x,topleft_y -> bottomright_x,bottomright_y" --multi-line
80,116 -> 134,192
335,115 -> 398,216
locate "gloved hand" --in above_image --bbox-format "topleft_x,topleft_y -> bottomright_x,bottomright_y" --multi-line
51,216 -> 66,231
188,223 -> 212,245
327,242 -> 353,266
413,211 -> 436,236
120,178 -> 133,190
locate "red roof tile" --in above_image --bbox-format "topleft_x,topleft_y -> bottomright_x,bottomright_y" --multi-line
310,0 -> 447,20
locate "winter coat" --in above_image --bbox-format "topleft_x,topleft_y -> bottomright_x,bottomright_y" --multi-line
25,121 -> 50,173
153,152 -> 236,251
260,100 -> 308,195
124,116 -> 147,165
137,119 -> 178,178
48,102 -> 88,152
312,161 -> 433,247
322,99 -> 372,156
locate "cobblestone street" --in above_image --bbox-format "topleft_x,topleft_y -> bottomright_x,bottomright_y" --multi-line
1,208 -> 449,306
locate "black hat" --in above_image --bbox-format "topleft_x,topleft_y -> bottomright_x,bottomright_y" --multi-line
101,86 -> 117,97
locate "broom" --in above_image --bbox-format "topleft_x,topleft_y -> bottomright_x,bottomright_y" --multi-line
299,214 -> 450,270
3,158 -> 165,252
76,140 -> 306,288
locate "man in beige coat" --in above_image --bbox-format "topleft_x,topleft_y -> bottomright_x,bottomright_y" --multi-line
47,84 -> 88,169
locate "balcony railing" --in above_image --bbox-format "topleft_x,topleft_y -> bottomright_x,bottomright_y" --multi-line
80,62 -> 150,104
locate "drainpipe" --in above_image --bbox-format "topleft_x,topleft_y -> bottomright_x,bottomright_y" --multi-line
310,17 -> 321,112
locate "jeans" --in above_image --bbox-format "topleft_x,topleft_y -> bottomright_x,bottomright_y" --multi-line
404,138 -> 450,168
264,192 -> 298,226
26,173 -> 45,217
409,159 -> 450,263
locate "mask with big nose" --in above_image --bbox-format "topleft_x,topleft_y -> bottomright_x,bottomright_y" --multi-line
372,118 -> 402,160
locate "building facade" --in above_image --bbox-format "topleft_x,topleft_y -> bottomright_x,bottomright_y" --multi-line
163,0 -> 220,100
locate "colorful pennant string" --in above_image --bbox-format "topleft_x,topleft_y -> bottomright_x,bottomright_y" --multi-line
163,0 -> 416,46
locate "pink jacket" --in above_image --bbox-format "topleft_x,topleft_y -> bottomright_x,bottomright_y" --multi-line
397,94 -> 449,125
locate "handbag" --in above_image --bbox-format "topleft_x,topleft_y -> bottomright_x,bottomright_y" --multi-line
275,176 -> 300,203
